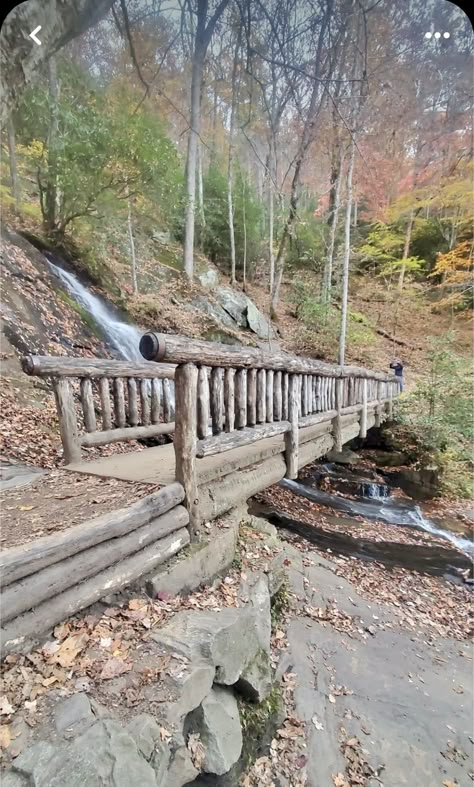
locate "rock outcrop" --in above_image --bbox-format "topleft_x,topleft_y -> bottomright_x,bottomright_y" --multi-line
3,565 -> 282,787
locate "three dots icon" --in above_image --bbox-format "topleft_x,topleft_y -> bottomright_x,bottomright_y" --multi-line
425,31 -> 450,39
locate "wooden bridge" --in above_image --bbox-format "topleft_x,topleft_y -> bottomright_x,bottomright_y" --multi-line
23,333 -> 400,540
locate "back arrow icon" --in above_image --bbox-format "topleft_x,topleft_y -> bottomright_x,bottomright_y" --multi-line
29,26 -> 42,45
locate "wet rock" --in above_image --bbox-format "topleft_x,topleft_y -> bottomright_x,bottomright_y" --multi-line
54,692 -> 94,738
189,687 -> 242,775
367,449 -> 409,467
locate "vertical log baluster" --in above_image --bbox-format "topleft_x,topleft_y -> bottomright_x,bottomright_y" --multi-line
53,378 -> 81,464
247,368 -> 257,427
235,369 -> 247,429
374,380 -> 382,427
151,378 -> 161,424
315,377 -> 321,412
210,367 -> 224,435
298,374 -> 303,417
257,369 -> 266,423
113,379 -> 126,428
266,370 -> 274,422
197,366 -> 210,439
282,373 -> 289,420
174,363 -> 199,539
80,378 -> 96,433
285,373 -> 299,479
224,368 -> 235,432
333,378 -> 343,452
140,379 -> 151,425
127,378 -> 139,426
99,377 -> 112,431
273,370 -> 282,421
359,378 -> 368,438
163,379 -> 171,422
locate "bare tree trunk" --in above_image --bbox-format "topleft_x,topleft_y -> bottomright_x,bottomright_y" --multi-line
44,56 -> 60,233
270,0 -> 333,314
242,177 -> 247,290
6,115 -> 20,212
397,209 -> 415,290
322,149 -> 345,305
268,167 -> 275,294
197,141 -> 205,234
183,0 -> 230,281
338,136 -> 356,366
227,25 -> 241,286
183,38 -> 204,280
127,189 -> 138,295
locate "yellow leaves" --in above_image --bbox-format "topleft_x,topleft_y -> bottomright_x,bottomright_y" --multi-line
17,140 -> 45,161
0,725 -> 11,749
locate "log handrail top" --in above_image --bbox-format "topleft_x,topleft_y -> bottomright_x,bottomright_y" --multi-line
21,355 -> 176,379
139,332 -> 394,381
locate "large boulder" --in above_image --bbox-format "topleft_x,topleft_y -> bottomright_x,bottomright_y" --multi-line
188,687 -> 242,776
12,720 -> 159,787
245,300 -> 275,341
191,296 -> 237,330
151,606 -> 271,701
215,287 -> 276,340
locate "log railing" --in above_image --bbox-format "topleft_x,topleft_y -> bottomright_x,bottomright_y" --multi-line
140,333 -> 401,536
21,356 -> 176,463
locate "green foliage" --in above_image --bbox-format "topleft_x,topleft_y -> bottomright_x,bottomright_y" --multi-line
286,213 -> 326,271
396,333 -> 474,497
358,222 -> 423,279
15,60 -> 183,236
195,164 -> 262,275
290,278 -> 376,357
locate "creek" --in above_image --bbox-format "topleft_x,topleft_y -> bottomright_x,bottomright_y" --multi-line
252,460 -> 473,583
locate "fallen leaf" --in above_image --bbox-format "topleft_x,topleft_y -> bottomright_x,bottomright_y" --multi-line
99,658 -> 132,680
0,697 -> 14,716
54,633 -> 89,667
0,725 -> 11,749
18,505 -> 35,511
187,732 -> 205,769
328,694 -> 336,704
332,774 -> 349,787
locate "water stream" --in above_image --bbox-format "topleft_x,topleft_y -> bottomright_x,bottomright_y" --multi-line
280,477 -> 474,559
47,256 -> 144,362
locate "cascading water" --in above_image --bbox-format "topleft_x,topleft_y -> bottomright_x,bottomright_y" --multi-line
47,256 -> 175,411
359,482 -> 390,500
281,478 -> 474,559
47,258 -> 143,361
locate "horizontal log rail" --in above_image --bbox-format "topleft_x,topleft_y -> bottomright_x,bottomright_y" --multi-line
21,355 -> 176,463
140,332 -> 394,381
139,332 -> 401,537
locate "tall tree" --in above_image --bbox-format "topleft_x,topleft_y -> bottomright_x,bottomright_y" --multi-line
183,0 -> 230,281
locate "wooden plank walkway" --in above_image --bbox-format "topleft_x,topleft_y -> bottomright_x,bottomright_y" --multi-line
67,432 -> 287,487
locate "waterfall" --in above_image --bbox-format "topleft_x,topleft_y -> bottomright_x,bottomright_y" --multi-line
47,256 -> 175,412
47,258 -> 143,362
359,482 -> 390,500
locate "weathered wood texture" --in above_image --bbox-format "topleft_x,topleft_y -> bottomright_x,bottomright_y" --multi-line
1,528 -> 189,656
22,355 -> 176,379
1,506 -> 189,623
0,483 -> 185,587
140,332 -> 395,380
196,421 -> 290,458
52,379 -> 81,464
80,422 -> 175,447
174,363 -> 200,538
333,378 -> 343,452
285,374 -> 299,479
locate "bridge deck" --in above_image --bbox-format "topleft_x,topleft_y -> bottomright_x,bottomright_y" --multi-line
66,431 -> 288,487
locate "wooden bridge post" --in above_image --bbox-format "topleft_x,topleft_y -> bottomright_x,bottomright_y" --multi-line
285,373 -> 299,479
332,377 -> 343,452
387,381 -> 394,418
374,380 -> 382,427
174,362 -> 200,540
359,378 -> 368,438
53,378 -> 81,464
